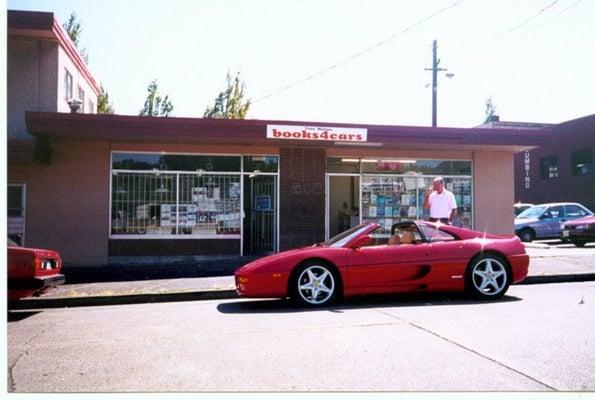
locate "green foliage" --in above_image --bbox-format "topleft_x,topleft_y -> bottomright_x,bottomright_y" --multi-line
34,136 -> 53,164
204,71 -> 251,119
62,12 -> 88,63
139,80 -> 174,117
484,97 -> 497,123
97,84 -> 115,114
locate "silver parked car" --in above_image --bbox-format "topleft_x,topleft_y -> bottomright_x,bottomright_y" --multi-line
514,202 -> 593,242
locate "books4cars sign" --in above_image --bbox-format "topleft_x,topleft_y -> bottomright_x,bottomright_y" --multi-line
267,125 -> 367,143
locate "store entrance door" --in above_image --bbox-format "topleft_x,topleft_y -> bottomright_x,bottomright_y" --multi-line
327,175 -> 360,239
244,175 -> 277,255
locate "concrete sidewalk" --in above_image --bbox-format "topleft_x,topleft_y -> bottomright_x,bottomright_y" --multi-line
9,246 -> 595,309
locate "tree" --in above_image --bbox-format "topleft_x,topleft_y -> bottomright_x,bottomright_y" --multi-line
484,97 -> 497,123
204,71 -> 251,119
139,79 -> 174,117
97,84 -> 115,114
62,12 -> 88,63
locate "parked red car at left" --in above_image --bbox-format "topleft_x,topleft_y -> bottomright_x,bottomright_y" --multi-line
8,239 -> 65,300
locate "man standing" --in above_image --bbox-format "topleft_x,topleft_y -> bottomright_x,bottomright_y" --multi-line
423,177 -> 457,224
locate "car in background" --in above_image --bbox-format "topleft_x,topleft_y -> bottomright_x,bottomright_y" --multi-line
514,202 -> 534,216
514,202 -> 593,242
236,220 -> 529,307
560,215 -> 595,247
8,238 -> 65,300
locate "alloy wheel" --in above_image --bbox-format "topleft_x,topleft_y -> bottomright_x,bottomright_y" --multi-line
297,265 -> 336,305
471,258 -> 508,296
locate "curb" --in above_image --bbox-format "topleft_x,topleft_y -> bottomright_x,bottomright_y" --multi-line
8,289 -> 239,310
519,273 -> 595,285
8,274 -> 595,310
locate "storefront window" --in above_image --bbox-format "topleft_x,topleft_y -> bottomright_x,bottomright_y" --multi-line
361,159 -> 471,175
328,158 -> 473,236
111,153 -> 245,237
112,153 -> 241,172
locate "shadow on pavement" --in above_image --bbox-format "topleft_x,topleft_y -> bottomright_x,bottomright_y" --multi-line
217,292 -> 522,314
7,310 -> 41,322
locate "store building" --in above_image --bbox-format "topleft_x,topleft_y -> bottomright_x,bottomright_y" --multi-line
7,9 -> 554,268
11,113 -> 551,266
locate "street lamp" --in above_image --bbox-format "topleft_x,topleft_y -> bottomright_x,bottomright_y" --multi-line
424,40 -> 454,127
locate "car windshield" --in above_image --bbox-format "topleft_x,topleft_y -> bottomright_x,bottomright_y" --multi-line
517,206 -> 546,219
323,224 -> 373,248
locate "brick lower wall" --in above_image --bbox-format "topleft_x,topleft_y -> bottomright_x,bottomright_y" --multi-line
279,147 -> 326,250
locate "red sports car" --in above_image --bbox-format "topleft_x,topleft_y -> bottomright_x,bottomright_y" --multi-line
8,239 -> 65,300
235,221 -> 530,307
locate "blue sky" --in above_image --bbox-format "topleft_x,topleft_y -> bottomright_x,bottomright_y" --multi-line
6,0 -> 595,127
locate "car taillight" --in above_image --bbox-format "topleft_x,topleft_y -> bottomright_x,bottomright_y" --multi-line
35,257 -> 57,270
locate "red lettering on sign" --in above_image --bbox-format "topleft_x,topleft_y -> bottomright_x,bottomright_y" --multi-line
272,129 -> 282,138
282,131 -> 292,138
356,134 -> 362,141
301,130 -> 312,139
339,134 -> 347,140
320,131 -> 329,139
312,132 -> 319,139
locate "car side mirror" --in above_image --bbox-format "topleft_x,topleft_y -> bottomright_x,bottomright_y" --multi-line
350,235 -> 372,249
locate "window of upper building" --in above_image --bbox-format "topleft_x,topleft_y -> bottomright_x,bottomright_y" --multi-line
64,69 -> 73,101
571,148 -> 593,176
539,156 -> 558,179
78,86 -> 85,113
88,100 -> 94,114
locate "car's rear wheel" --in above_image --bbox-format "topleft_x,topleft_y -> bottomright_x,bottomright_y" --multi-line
518,228 -> 535,243
572,240 -> 586,248
466,254 -> 511,300
291,262 -> 339,307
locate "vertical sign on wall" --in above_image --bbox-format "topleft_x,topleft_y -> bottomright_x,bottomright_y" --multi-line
524,151 -> 531,189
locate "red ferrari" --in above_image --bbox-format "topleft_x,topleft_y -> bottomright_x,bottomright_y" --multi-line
235,221 -> 530,307
8,238 -> 65,300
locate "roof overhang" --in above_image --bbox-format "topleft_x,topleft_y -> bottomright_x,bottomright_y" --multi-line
25,112 -> 553,153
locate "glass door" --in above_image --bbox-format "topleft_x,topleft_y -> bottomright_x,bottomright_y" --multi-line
243,175 -> 277,255
327,175 -> 360,239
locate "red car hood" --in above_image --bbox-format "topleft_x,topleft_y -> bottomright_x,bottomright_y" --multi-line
237,246 -> 324,273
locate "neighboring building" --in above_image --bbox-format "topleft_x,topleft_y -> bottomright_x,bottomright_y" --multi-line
8,10 -> 553,268
8,10 -> 100,245
488,115 -> 594,212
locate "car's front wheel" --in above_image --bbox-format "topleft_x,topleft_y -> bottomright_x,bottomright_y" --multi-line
466,254 -> 511,300
518,228 -> 535,243
291,262 -> 339,307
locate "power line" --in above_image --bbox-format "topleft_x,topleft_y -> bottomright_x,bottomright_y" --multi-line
517,0 -> 583,37
252,0 -> 464,104
487,0 -> 561,42
445,0 -> 564,52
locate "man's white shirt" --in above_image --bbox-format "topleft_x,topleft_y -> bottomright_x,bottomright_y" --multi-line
428,190 -> 457,218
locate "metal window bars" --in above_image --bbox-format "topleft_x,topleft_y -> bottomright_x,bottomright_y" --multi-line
111,172 -> 240,236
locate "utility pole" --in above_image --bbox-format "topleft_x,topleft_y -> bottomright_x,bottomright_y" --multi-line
424,40 -> 450,127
